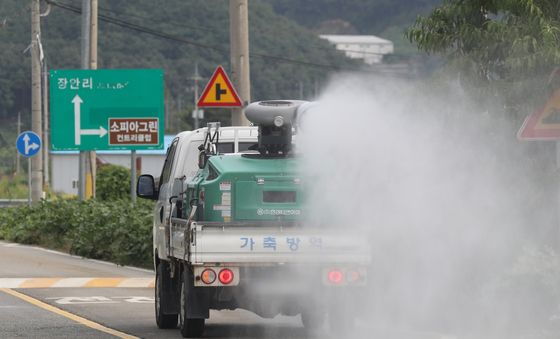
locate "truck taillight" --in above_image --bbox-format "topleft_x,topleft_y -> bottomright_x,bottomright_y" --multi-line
346,269 -> 362,284
200,269 -> 216,284
324,267 -> 367,286
218,268 -> 234,285
194,266 -> 239,287
327,269 -> 344,284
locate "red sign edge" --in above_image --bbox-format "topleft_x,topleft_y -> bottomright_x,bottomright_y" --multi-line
517,105 -> 560,140
197,66 -> 242,108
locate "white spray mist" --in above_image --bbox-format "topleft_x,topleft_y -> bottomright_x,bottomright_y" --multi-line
296,74 -> 559,339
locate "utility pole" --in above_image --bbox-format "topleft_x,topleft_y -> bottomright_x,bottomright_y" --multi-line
88,0 -> 98,198
79,0 -> 91,200
42,58 -> 49,189
41,0 -> 51,191
229,0 -> 250,126
30,0 -> 43,203
192,63 -> 202,129
15,111 -> 21,174
78,0 -> 90,200
164,100 -> 168,131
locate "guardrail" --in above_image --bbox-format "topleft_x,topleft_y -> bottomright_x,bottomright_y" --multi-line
0,199 -> 28,208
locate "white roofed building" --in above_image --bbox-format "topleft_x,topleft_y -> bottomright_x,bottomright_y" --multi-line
319,34 -> 394,65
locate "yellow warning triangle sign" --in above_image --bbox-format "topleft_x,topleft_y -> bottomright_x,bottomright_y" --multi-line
197,66 -> 242,107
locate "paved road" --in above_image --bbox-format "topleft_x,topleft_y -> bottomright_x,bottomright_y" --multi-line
0,240 -> 448,339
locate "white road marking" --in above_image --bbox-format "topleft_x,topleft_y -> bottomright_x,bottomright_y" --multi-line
113,296 -> 154,303
51,277 -> 93,288
48,296 -> 118,305
0,277 -> 154,289
47,296 -> 154,304
0,278 -> 26,288
117,277 -> 154,288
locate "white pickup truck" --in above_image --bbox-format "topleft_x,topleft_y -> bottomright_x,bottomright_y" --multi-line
137,101 -> 370,338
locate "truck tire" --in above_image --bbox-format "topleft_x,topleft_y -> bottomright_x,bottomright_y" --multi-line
179,267 -> 205,338
155,262 -> 178,329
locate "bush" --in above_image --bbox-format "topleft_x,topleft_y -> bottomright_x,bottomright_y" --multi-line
0,174 -> 28,199
96,164 -> 131,201
0,198 -> 154,268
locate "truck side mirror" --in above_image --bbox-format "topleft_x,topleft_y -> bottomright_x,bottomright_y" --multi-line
198,151 -> 207,169
137,174 -> 158,200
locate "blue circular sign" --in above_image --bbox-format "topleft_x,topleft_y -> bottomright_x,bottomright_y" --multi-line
16,131 -> 42,157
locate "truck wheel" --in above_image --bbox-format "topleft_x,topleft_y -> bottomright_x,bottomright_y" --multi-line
155,262 -> 178,329
301,308 -> 326,331
179,267 -> 205,338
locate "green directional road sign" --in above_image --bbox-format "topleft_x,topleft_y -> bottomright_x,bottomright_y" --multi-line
50,69 -> 164,151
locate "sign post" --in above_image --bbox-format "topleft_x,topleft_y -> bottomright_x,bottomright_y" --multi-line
16,131 -> 42,206
50,69 -> 164,200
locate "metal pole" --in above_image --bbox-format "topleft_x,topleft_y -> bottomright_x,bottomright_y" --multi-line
164,99 -> 169,131
88,0 -> 98,199
78,0 -> 90,200
16,112 -> 21,174
194,63 -> 201,129
31,0 -> 43,203
43,58 -> 49,189
229,0 -> 250,126
131,150 -> 137,202
90,0 -> 97,70
28,159 -> 31,206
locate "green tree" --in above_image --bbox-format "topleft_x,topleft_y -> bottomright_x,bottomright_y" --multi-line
406,0 -> 560,82
96,164 -> 130,201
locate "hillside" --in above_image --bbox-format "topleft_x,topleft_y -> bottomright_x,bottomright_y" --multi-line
0,0 -> 356,125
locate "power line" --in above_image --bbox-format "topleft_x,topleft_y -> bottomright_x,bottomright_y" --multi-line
54,0 -> 217,32
95,4 -> 217,33
46,0 -> 359,72
47,0 -> 226,53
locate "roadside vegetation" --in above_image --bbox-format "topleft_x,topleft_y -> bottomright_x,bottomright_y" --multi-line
0,164 -> 154,268
0,174 -> 27,199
